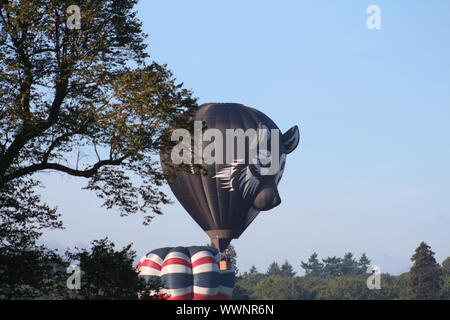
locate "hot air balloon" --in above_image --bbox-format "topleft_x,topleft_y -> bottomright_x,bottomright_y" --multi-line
136,246 -> 235,300
161,103 -> 300,252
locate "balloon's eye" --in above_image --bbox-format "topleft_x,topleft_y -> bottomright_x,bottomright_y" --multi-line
257,150 -> 271,168
259,125 -> 271,142
263,125 -> 271,139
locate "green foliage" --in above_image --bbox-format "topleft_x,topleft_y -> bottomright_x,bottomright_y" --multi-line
358,253 -> 371,273
408,242 -> 443,300
0,245 -> 67,299
442,257 -> 450,277
316,276 -> 368,300
0,177 -> 66,299
238,265 -> 267,285
251,276 -> 305,300
66,237 -> 158,300
267,262 -> 282,277
1,235 -> 161,299
391,272 -> 409,300
236,260 -> 297,299
265,260 -> 295,278
321,256 -> 343,277
233,265 -> 267,300
341,252 -> 359,276
0,178 -> 63,248
234,246 -> 449,300
0,0 -> 198,223
300,252 -> 370,278
280,260 -> 296,277
300,252 -> 323,277
232,282 -> 252,300
440,276 -> 450,300
205,241 -> 238,273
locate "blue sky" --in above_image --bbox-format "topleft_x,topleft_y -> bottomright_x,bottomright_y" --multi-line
40,0 -> 450,275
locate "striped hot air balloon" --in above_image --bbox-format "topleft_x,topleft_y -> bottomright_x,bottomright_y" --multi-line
136,246 -> 235,300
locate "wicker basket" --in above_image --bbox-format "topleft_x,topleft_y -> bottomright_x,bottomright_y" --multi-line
219,260 -> 231,270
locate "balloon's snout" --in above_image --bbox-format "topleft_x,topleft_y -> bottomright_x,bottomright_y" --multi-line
253,186 -> 281,211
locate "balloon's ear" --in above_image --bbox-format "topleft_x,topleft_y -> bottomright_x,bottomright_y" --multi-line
282,126 -> 300,154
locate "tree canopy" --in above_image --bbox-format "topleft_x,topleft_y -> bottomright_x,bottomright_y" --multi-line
408,242 -> 443,300
0,0 -> 195,300
233,245 -> 450,300
0,0 -> 198,224
300,252 -> 370,278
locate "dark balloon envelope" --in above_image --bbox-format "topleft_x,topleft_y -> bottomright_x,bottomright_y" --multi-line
161,103 -> 300,252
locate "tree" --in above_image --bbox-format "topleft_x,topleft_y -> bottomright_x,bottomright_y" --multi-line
316,277 -> 369,300
408,242 -> 442,300
66,237 -> 158,299
280,260 -> 296,277
0,177 -> 66,299
441,257 -> 450,300
223,244 -> 238,271
251,276 -> 304,300
301,252 -> 323,277
249,265 -> 258,275
296,276 -> 327,300
232,282 -> 251,300
233,265 -> 267,299
233,252 -> 415,300
442,257 -> 450,277
0,0 -> 197,224
0,244 -> 67,299
237,265 -> 266,285
205,241 -> 238,273
440,276 -> 450,300
393,272 -> 410,300
301,252 -> 372,279
321,256 -> 343,278
0,178 -> 62,249
358,253 -> 371,274
267,261 -> 282,277
341,252 -> 358,276
367,274 -> 404,300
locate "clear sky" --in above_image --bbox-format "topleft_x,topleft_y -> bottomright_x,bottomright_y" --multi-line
40,0 -> 450,275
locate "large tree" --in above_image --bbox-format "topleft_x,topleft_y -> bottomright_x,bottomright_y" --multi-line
0,0 -> 197,223
300,252 -> 323,277
408,242 -> 442,300
66,238 -> 161,300
266,261 -> 282,277
280,260 -> 296,278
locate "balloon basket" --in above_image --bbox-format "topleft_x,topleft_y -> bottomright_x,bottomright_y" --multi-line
219,260 -> 231,271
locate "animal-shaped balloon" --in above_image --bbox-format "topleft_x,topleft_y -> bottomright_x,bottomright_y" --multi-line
161,103 -> 300,251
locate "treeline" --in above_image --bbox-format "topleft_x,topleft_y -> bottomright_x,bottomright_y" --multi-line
233,243 -> 450,300
0,177 -> 161,299
0,238 -> 161,300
